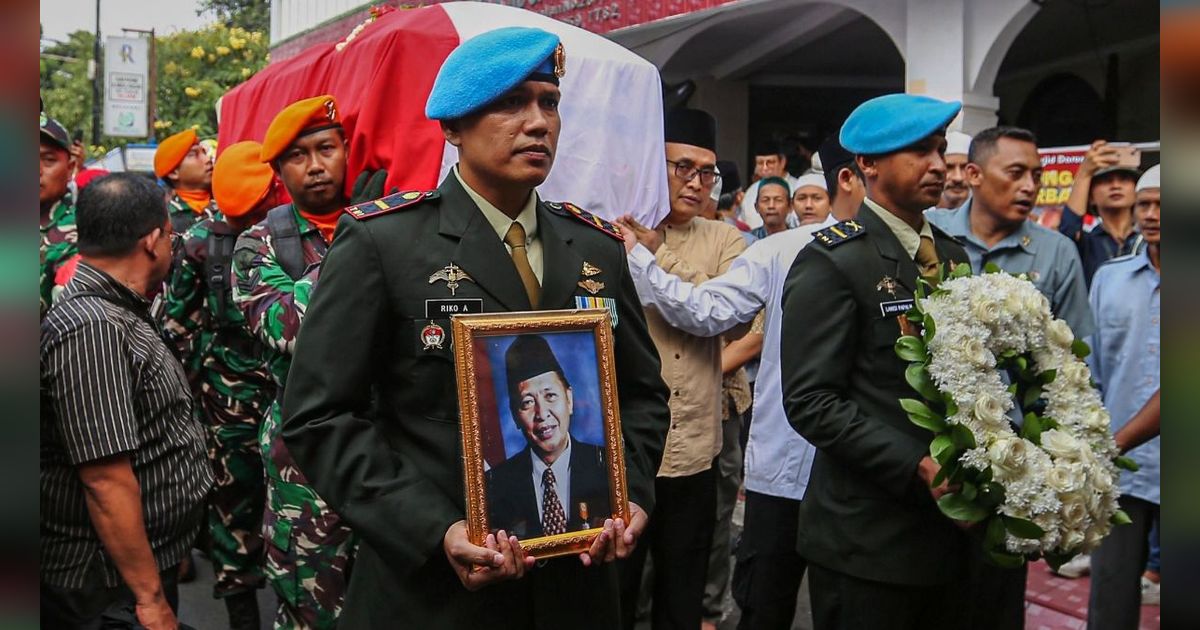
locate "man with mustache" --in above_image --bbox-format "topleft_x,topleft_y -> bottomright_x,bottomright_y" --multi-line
486,334 -> 611,540
924,125 -> 1094,628
935,130 -> 972,209
278,28 -> 670,629
154,129 -> 218,234
779,94 -> 971,629
748,177 -> 791,240
230,95 -> 356,629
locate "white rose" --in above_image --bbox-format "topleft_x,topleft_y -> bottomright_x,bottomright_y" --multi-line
1047,319 -> 1075,349
1084,408 -> 1110,431
1003,291 -> 1025,317
1085,487 -> 1101,513
1023,290 -> 1048,316
971,297 -> 1001,325
1091,469 -> 1114,493
1047,465 -> 1083,493
1060,361 -> 1091,387
964,338 -> 992,367
974,395 -> 1008,426
988,438 -> 1028,477
1063,529 -> 1086,551
1042,429 -> 1082,460
1083,527 -> 1106,552
1061,495 -> 1089,529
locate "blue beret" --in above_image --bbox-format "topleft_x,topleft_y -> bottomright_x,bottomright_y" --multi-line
426,27 -> 562,121
839,94 -> 962,155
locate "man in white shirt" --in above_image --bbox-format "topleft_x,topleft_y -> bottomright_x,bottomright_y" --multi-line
739,141 -> 801,230
619,135 -> 864,629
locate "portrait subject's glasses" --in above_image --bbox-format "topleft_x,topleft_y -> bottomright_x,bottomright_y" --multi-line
666,160 -> 721,187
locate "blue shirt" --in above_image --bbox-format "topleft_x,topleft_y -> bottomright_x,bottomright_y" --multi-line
1087,250 -> 1160,504
1057,209 -> 1138,287
927,202 -> 1095,338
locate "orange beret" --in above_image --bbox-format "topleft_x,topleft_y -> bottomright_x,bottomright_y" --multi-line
213,141 -> 275,218
260,95 -> 342,163
154,129 -> 198,178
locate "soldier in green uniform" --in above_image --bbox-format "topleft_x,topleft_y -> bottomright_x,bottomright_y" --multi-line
162,140 -> 284,629
40,114 -> 77,317
280,27 -> 671,629
230,95 -> 356,630
154,128 -> 218,234
779,94 -> 973,629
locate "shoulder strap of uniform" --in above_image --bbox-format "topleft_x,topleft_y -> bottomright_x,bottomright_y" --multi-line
345,190 -> 440,221
265,204 -> 307,281
812,219 -> 867,249
544,201 -> 623,241
205,222 -> 238,327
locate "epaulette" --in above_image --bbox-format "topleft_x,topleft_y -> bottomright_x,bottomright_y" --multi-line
344,190 -> 440,220
545,201 -> 623,241
812,219 -> 867,248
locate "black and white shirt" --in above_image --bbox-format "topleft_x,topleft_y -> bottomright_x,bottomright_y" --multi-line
40,262 -> 212,589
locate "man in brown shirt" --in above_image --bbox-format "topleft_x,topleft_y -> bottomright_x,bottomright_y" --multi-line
616,108 -> 747,629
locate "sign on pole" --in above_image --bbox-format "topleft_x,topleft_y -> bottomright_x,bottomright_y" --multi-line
104,36 -> 149,138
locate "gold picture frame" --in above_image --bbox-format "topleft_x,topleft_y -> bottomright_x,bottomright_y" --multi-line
451,309 -> 630,560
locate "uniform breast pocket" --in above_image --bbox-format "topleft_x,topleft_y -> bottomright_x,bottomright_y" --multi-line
401,319 -> 459,421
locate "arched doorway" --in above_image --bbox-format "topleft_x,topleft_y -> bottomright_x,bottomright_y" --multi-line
1017,73 -> 1108,146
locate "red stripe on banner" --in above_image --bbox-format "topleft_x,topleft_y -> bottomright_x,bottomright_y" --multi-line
217,5 -> 460,196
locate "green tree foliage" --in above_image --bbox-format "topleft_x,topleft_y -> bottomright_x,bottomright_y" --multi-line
40,23 -> 269,157
198,0 -> 271,37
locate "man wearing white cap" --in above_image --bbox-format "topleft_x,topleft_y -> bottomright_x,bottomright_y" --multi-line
791,172 -> 832,226
936,130 -> 972,209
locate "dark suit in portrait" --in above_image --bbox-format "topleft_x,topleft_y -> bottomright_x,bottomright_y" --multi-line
486,439 -> 612,539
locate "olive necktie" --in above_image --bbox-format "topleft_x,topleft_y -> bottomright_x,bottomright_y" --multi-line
542,469 -> 567,536
915,235 -> 941,285
504,222 -> 540,309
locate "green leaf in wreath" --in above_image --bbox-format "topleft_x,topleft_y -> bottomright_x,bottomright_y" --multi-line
983,261 -> 1003,274
960,481 -> 978,502
950,262 -> 972,279
930,434 -> 957,465
895,335 -> 928,362
1037,369 -> 1058,385
904,364 -> 941,401
1071,338 -> 1091,359
937,492 -> 989,522
943,394 -> 959,417
950,423 -> 977,449
1007,382 -> 1019,396
922,315 -> 937,343
1003,515 -> 1046,539
1111,509 -> 1133,526
985,515 -> 1006,548
1114,456 -> 1140,472
1022,385 -> 1043,408
986,549 -> 1026,569
931,460 -> 956,487
977,481 -> 1006,509
901,399 -> 948,432
1015,356 -> 1029,372
1042,416 -> 1060,430
1022,412 -> 1044,445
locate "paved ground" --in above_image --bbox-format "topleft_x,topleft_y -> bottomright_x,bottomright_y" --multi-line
176,555 -> 274,630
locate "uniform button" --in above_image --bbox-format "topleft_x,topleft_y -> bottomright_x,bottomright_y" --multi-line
674,353 -> 681,359
673,390 -> 680,397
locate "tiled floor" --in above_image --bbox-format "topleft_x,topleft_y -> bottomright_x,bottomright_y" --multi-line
1024,559 -> 1160,630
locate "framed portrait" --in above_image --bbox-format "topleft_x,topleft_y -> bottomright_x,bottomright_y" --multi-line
451,309 -> 630,560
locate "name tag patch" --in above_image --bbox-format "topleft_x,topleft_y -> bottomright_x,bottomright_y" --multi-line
425,298 -> 484,319
879,299 -> 915,317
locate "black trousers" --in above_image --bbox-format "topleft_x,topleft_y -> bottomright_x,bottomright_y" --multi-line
963,531 -> 1027,630
41,563 -> 180,630
808,562 -> 963,630
732,490 -> 807,630
1088,495 -> 1159,630
619,466 -> 717,630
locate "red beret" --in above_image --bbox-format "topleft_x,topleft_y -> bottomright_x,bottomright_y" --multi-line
213,141 -> 275,218
154,129 -> 199,178
260,95 -> 341,163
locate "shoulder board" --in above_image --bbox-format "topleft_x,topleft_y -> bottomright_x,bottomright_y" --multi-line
344,190 -> 440,221
812,219 -> 867,249
545,201 -> 623,241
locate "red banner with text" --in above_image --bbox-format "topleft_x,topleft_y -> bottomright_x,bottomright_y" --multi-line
1033,147 -> 1087,230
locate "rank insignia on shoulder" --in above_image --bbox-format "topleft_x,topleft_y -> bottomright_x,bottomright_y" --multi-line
547,201 -> 623,241
344,189 -> 440,220
813,219 -> 866,248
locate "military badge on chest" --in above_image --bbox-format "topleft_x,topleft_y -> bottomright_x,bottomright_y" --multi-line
421,321 -> 446,350
574,261 -> 617,328
876,274 -> 918,336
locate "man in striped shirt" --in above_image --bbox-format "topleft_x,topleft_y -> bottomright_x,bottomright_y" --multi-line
41,172 -> 212,630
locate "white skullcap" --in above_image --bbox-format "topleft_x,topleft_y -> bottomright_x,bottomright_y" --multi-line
810,152 -> 823,173
946,130 -> 972,156
793,172 -> 826,192
1136,164 -> 1160,192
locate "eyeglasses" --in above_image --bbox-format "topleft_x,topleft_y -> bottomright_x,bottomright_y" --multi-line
666,160 -> 721,187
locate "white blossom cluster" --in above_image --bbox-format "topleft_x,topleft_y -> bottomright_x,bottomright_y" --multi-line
919,273 -> 1121,556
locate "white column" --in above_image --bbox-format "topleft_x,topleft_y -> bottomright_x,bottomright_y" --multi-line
904,0 -> 965,108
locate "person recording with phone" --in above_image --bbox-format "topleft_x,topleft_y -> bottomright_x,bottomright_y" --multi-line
1059,140 -> 1142,285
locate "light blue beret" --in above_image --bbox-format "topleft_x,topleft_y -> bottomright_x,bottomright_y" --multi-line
839,94 -> 962,155
426,27 -> 562,121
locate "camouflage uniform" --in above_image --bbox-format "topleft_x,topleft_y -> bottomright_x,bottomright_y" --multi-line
40,194 -> 77,317
231,205 -> 356,630
168,192 -> 219,235
162,215 -> 275,600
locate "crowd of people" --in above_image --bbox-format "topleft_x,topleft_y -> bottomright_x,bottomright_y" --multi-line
39,23 -> 1159,630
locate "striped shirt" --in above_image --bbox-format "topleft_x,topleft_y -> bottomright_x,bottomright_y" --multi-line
40,262 -> 212,589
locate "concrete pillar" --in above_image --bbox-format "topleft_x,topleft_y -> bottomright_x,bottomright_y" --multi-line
689,77 -> 749,169
904,0 -> 966,109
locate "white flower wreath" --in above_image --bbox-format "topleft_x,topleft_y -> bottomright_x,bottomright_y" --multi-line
895,263 -> 1135,568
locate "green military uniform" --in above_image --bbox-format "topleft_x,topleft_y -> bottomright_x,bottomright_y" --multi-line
168,193 -> 219,235
162,215 -> 275,600
779,202 -> 971,627
279,174 -> 671,629
40,193 -> 77,317
230,204 -> 356,630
